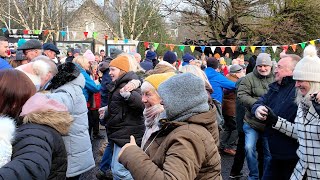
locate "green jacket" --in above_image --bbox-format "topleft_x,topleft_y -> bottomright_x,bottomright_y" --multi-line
237,67 -> 274,131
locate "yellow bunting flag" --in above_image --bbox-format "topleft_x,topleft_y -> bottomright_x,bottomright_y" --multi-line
114,37 -> 118,43
250,46 -> 256,53
190,45 -> 196,53
310,40 -> 315,45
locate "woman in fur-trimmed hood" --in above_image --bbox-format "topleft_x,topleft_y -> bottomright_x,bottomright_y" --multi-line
0,69 -> 72,180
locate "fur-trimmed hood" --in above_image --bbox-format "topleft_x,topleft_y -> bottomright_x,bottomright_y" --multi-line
0,116 -> 16,167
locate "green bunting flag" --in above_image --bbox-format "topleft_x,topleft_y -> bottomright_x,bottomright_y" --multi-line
179,45 -> 185,52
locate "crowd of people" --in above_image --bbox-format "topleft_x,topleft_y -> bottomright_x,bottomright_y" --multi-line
0,35 -> 320,180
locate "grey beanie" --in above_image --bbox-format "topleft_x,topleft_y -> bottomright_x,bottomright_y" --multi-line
110,48 -> 124,59
256,53 -> 272,66
17,39 -> 42,50
158,73 -> 209,122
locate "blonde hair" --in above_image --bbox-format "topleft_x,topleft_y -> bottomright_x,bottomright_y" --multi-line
73,56 -> 89,69
295,81 -> 320,106
120,53 -> 145,72
180,65 -> 211,88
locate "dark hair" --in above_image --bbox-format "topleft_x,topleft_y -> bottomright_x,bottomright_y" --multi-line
0,69 -> 36,118
207,57 -> 219,69
0,36 -> 8,42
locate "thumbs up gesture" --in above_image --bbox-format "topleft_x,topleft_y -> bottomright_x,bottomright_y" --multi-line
118,135 -> 137,159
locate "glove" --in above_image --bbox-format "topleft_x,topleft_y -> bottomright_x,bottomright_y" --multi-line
311,97 -> 320,116
120,91 -> 131,100
255,106 -> 268,120
265,106 -> 278,125
98,106 -> 108,119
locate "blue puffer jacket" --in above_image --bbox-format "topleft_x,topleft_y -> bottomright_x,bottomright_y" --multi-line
205,67 -> 236,103
0,57 -> 12,70
252,76 -> 299,159
75,64 -> 101,101
100,69 -> 112,107
140,59 -> 153,71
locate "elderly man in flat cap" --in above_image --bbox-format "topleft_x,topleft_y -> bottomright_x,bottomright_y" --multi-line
17,39 -> 42,62
43,43 -> 61,65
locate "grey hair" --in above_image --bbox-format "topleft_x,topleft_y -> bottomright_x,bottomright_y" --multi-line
32,55 -> 58,77
141,81 -> 156,93
295,81 -> 320,106
180,65 -> 212,89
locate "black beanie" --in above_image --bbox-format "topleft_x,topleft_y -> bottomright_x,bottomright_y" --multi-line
163,51 -> 177,64
207,57 -> 219,69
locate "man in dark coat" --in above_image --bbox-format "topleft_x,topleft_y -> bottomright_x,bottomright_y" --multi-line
252,53 -> 301,180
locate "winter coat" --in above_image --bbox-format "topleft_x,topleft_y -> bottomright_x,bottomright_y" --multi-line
237,67 -> 274,131
205,67 -> 236,103
100,68 -> 112,107
76,64 -> 101,101
252,76 -> 299,159
0,57 -> 12,70
119,108 -> 222,180
0,117 -> 15,168
140,59 -> 153,71
273,102 -> 320,180
222,74 -> 239,117
146,61 -> 177,75
46,74 -> 95,177
0,110 -> 72,180
106,71 -> 145,147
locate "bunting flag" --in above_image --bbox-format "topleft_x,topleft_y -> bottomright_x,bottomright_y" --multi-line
282,45 -> 288,52
310,40 -> 315,45
93,32 -> 98,39
114,37 -> 119,43
210,46 -> 216,53
240,46 -> 246,52
83,32 -> 88,38
179,45 -> 185,52
290,44 -> 297,52
143,42 -> 149,48
1,28 -> 7,33
43,29 -> 49,36
300,42 -> 306,49
61,31 -> 66,37
104,35 -> 108,40
261,46 -> 266,53
220,47 -> 226,54
133,40 -> 139,47
153,43 -> 159,50
124,38 -> 129,44
250,46 -> 256,53
272,46 -> 277,53
34,30 -> 41,34
11,29 -> 18,34
200,46 -> 206,52
72,31 -> 77,39
169,44 -> 175,51
190,45 -> 196,52
231,46 -> 236,53
23,30 -> 29,35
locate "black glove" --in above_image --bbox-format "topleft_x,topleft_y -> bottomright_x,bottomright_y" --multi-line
312,98 -> 320,116
265,106 -> 278,125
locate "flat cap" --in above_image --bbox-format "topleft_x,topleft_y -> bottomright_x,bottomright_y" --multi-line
15,50 -> 27,61
43,43 -> 60,54
17,39 -> 42,50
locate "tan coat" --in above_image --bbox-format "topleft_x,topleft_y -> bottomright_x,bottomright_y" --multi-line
119,108 -> 221,180
222,74 -> 239,117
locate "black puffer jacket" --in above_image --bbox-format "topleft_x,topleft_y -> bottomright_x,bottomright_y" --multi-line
106,71 -> 145,147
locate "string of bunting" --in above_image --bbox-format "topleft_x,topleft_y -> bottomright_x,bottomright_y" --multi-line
1,27 -> 318,53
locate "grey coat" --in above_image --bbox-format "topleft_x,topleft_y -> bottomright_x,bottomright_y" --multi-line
46,74 -> 95,177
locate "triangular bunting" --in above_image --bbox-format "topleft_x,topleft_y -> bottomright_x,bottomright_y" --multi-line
124,38 -> 129,44
169,44 -> 175,51
143,42 -> 149,48
272,46 -> 277,53
104,35 -> 108,40
310,40 -> 315,46
231,46 -> 236,53
72,31 -> 77,39
12,29 -> 18,34
132,40 -> 139,47
290,44 -> 297,52
61,31 -> 66,37
34,30 -> 41,34
200,46 -> 206,52
153,43 -> 159,50
93,32 -> 98,39
83,32 -> 88,38
282,45 -> 288,52
114,37 -> 118,43
250,46 -> 256,53
23,29 -> 29,35
300,42 -> 306,49
261,46 -> 266,53
190,46 -> 196,53
240,46 -> 246,52
43,30 -> 49,36
179,45 -> 185,52
220,47 -> 226,54
210,46 -> 216,54
1,28 -> 7,33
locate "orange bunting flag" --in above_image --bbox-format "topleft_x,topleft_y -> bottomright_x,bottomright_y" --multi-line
43,30 -> 49,36
104,35 -> 108,40
231,46 -> 236,53
290,44 -> 297,52
220,47 -> 226,54
190,45 -> 196,53
250,46 -> 256,53
169,44 -> 175,51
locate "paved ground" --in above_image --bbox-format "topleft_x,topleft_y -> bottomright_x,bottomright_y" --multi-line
81,129 -> 249,180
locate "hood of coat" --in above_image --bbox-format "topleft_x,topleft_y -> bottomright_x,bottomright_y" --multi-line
0,116 -> 16,144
